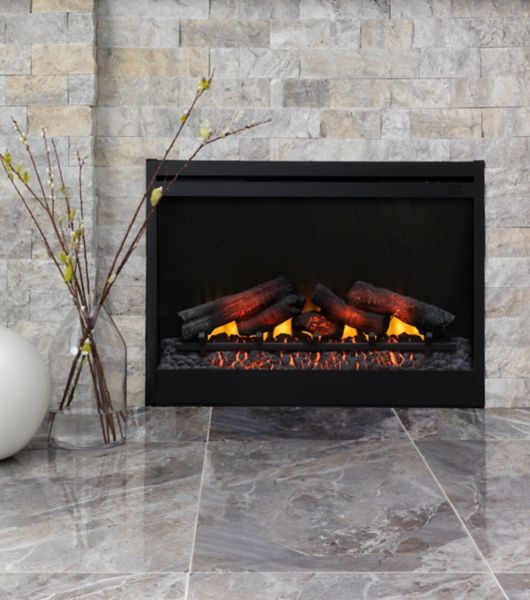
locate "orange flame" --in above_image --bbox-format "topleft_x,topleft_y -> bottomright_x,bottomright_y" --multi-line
386,316 -> 424,340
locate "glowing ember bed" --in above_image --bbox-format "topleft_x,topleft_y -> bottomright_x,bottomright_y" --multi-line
146,161 -> 484,407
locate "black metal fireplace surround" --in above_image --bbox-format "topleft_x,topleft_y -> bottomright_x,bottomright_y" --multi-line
146,160 -> 484,408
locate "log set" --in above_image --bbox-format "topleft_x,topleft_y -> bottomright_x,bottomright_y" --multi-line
347,281 -> 455,331
179,276 -> 292,340
312,284 -> 389,335
237,294 -> 304,335
293,311 -> 342,338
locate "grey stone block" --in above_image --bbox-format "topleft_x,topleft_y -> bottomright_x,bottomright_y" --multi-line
97,0 -> 208,18
271,19 -> 360,49
300,0 -> 389,18
240,48 -> 299,78
410,108 -> 481,138
361,18 -> 413,49
68,74 -> 96,105
0,290 -> 29,321
321,108 -> 381,138
97,17 -> 179,48
482,48 -> 530,76
486,378 -> 530,408
5,13 -> 67,45
210,0 -> 301,19
280,79 -> 330,108
420,48 -> 480,77
391,0 -> 451,18
381,109 -> 410,139
67,12 -> 95,45
181,19 -> 270,48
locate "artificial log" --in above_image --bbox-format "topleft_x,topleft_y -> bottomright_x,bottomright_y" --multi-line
179,276 -> 292,340
346,281 -> 455,331
293,311 -> 343,338
237,294 -> 305,335
312,284 -> 388,335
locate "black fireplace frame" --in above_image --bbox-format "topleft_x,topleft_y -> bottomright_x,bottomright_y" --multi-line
146,160 -> 485,408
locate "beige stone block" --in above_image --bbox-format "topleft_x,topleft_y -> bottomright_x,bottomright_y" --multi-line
239,48 -> 299,78
482,48 -> 530,76
280,79 -> 330,108
33,0 -> 93,10
33,44 -> 95,75
412,18 -> 444,48
28,106 -> 92,136
271,19 -> 360,49
179,135 -> 240,160
392,0 -> 451,17
487,228 -> 530,257
0,1 -> 30,12
451,0 -> 530,17
0,44 -> 30,74
483,108 -> 530,138
328,78 -> 390,108
97,76 -> 179,106
486,257 -> 530,288
239,138 -> 270,160
98,47 -> 207,78
420,48 -> 480,78
7,259 -> 63,290
389,79 -> 451,108
180,19 -> 269,47
95,137 -> 179,167
450,77 -> 530,108
300,0 -> 389,18
486,378 -> 530,407
97,17 -> 179,48
210,48 -> 239,78
182,78 -> 270,108
321,109 -> 381,138
361,19 -> 413,49
98,0 -> 208,18
443,17 -> 530,48
487,287 -> 530,318
5,75 -> 67,105
410,108 -> 481,138
301,49 -> 419,78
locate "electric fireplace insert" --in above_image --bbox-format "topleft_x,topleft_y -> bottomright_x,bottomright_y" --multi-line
146,160 -> 484,407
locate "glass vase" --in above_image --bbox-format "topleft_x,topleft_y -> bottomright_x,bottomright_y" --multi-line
48,304 -> 127,450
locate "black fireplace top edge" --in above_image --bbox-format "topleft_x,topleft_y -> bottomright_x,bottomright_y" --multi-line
148,159 -> 485,181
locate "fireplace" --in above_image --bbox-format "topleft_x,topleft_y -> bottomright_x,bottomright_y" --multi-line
146,160 -> 484,407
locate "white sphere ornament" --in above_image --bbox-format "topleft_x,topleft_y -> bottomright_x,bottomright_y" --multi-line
0,327 -> 51,460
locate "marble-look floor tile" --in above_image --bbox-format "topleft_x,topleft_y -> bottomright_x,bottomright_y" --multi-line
188,572 -> 505,599
0,443 -> 204,572
0,572 -> 186,599
396,407 -> 530,440
192,440 -> 486,572
496,573 -> 530,599
417,440 -> 530,572
209,406 -> 407,441
128,406 -> 211,442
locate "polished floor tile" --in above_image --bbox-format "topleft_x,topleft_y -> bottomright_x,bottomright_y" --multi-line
496,573 -> 530,599
193,440 -> 486,572
128,407 -> 211,442
209,406 -> 407,441
0,443 -> 204,572
0,572 -> 186,600
396,407 -> 530,440
417,440 -> 530,572
188,572 -> 505,600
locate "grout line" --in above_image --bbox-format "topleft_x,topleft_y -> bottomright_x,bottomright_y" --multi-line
183,406 -> 213,600
392,409 -> 509,600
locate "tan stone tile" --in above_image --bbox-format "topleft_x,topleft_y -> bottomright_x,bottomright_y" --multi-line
5,75 -> 67,105
28,106 -> 92,136
410,108 -> 481,138
33,44 -> 95,75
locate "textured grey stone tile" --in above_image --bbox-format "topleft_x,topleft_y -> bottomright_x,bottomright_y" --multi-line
487,287 -> 530,318
496,573 -> 530,599
486,316 -> 530,347
301,48 -> 419,78
270,19 -> 360,49
396,408 -> 530,440
209,407 -> 407,441
450,138 -> 530,168
450,0 -> 530,17
410,108 -> 481,138
210,0 -> 301,19
321,108 -> 381,138
97,0 -> 208,17
278,79 -> 330,108
443,17 -> 530,48
483,107 -> 530,138
482,48 -> 530,76
67,12 -> 95,45
0,44 -> 30,75
128,407 -> 211,443
486,378 -> 530,408
329,78 -> 390,108
300,0 -> 389,18
239,48 -> 299,78
188,572 -> 504,600
0,573 -> 186,600
0,443 -> 204,572
68,74 -> 96,105
381,108 -> 410,139
450,77 -> 530,108
239,137 -> 270,159
5,13 -> 67,45
486,257 -> 530,288
97,17 -> 180,48
181,19 -> 270,48
412,18 -> 444,48
417,440 -> 530,571
193,440 -> 485,572
420,48 -> 480,78
391,0 -> 451,17
0,290 -> 29,321
389,78 -> 451,108
210,48 -> 239,78
361,18 -> 413,49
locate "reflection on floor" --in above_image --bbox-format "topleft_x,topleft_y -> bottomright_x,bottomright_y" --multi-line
2,405 -> 529,599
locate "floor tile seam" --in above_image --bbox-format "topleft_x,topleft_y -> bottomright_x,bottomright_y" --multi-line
391,408 -> 510,600
186,570 -> 496,575
184,407 -> 213,600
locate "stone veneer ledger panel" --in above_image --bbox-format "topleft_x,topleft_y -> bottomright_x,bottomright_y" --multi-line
1,0 -> 529,407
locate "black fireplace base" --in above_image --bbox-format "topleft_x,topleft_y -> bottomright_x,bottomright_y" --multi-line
153,368 -> 483,408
